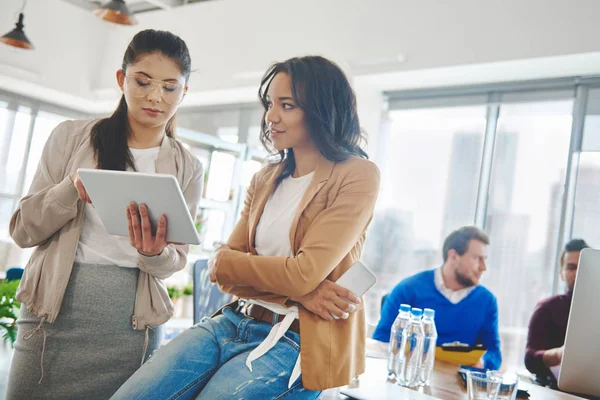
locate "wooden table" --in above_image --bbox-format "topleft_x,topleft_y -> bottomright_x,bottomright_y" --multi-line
425,359 -> 583,399
335,357 -> 586,400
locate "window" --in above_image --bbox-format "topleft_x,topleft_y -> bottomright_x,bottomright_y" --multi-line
0,198 -> 16,239
370,86 -> 581,370
178,109 -> 241,143
204,151 -> 236,202
1,107 -> 32,196
483,99 -> 573,369
572,87 -> 600,254
23,111 -> 69,194
241,160 -> 262,188
0,102 -> 74,241
362,105 -> 487,325
247,108 -> 264,150
176,106 -> 266,258
0,105 -> 33,239
485,100 -> 573,328
571,153 -> 600,271
581,88 -> 600,151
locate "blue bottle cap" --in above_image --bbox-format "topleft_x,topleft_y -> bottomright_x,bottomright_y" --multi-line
423,308 -> 435,318
411,308 -> 423,317
399,304 -> 411,313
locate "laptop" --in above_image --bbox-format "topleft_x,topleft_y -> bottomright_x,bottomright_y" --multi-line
558,248 -> 600,396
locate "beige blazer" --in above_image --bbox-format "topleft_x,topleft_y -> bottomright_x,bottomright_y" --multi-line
214,155 -> 380,390
10,119 -> 203,330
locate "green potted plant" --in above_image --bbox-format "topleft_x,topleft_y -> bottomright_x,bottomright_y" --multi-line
167,285 -> 183,318
183,283 -> 193,297
167,285 -> 182,301
0,279 -> 21,347
181,283 -> 194,319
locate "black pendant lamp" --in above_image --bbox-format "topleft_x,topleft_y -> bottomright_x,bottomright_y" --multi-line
93,0 -> 138,26
1,0 -> 33,50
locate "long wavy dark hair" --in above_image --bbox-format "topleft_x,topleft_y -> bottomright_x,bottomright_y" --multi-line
91,29 -> 191,171
258,56 -> 368,184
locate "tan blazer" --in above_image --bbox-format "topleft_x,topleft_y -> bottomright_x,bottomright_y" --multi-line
214,155 -> 380,390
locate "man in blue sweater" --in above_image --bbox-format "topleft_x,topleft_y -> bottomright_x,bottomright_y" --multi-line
373,226 -> 502,370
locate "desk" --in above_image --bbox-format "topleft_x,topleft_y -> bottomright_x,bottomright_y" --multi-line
337,357 -> 585,400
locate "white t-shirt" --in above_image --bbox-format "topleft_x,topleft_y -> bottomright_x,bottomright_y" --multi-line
74,147 -> 160,267
244,171 -> 315,388
254,172 -> 314,257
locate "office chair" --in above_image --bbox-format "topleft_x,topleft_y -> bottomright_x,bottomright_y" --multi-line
6,267 -> 24,281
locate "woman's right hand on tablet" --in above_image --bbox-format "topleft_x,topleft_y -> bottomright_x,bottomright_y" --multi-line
69,171 -> 91,203
291,280 -> 360,321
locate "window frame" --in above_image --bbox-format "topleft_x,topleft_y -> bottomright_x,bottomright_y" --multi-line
385,77 -> 600,296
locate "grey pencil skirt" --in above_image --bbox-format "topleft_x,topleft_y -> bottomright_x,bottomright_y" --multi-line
6,262 -> 165,400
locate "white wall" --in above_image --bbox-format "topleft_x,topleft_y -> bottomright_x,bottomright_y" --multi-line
97,0 -> 600,93
2,0 -> 600,112
0,0 -> 108,106
354,85 -> 385,162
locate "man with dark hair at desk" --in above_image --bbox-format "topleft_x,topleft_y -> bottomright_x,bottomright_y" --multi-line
373,226 -> 502,370
525,238 -> 590,385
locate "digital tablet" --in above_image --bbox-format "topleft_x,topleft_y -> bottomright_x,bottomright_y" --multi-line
78,168 -> 201,245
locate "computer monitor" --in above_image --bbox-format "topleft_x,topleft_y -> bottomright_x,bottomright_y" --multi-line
558,248 -> 600,396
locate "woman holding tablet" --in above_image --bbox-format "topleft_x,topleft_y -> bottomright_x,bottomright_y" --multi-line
112,56 -> 380,399
7,30 -> 203,399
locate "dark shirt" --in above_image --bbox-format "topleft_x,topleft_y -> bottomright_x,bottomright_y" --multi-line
525,291 -> 572,382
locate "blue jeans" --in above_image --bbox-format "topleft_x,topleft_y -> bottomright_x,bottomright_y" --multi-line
111,307 -> 321,399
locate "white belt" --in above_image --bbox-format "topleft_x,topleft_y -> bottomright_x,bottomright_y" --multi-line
242,299 -> 301,388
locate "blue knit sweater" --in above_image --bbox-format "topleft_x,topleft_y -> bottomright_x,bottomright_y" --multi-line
373,269 -> 502,370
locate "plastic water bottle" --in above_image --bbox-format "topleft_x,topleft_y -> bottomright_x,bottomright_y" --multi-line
398,308 -> 424,388
418,308 -> 438,386
387,304 -> 411,381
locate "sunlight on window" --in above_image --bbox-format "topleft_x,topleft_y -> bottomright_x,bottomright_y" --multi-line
23,112 -> 69,195
572,153 -> 600,264
248,126 -> 262,148
0,198 -> 15,238
0,103 -> 9,151
363,105 -> 486,327
205,151 -> 235,202
382,106 -> 487,249
583,89 -> 600,151
2,107 -> 32,195
241,160 -> 262,188
365,99 -> 574,371
202,209 -> 226,251
217,126 -> 239,144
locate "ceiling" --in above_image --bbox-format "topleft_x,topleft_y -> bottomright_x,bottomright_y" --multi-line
5,0 -> 600,115
61,0 -> 214,14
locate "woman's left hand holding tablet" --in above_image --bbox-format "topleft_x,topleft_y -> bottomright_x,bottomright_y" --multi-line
127,202 -> 168,257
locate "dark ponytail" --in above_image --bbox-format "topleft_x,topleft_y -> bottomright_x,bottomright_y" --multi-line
91,29 -> 191,170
